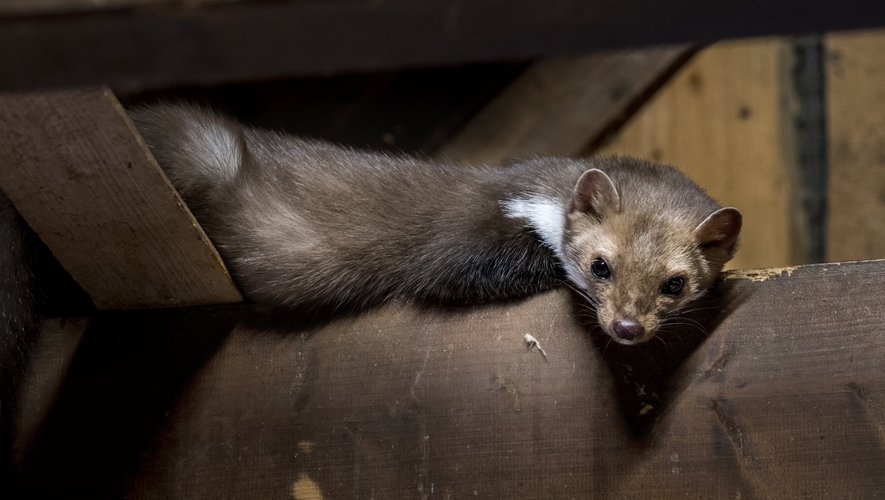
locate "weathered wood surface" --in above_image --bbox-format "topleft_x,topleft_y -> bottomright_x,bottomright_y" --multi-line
2,0 -> 885,91
601,38 -> 810,270
0,87 -> 242,309
438,46 -> 692,164
0,0 -> 166,16
825,30 -> 885,262
14,259 -> 885,498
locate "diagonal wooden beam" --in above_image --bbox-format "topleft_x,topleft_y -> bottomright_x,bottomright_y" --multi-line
437,46 -> 692,163
0,87 -> 242,309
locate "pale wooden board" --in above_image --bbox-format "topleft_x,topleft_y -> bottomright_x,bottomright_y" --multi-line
600,38 -> 808,270
825,29 -> 885,262
437,46 -> 690,163
15,260 -> 885,498
0,87 -> 242,309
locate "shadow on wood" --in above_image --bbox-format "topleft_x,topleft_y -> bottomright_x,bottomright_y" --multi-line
575,278 -> 750,441
15,307 -> 239,498
13,260 -> 885,498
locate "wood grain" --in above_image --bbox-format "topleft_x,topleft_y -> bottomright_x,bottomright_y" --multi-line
1,0 -> 884,91
600,38 -> 808,270
0,87 -> 242,309
825,29 -> 885,262
438,46 -> 691,163
15,259 -> 885,498
0,0 -> 168,17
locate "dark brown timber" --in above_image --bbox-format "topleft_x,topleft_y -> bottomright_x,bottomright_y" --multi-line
14,260 -> 885,498
1,0 -> 884,91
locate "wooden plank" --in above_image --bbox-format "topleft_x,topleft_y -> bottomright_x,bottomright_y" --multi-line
0,0 -> 166,16
599,38 -> 808,270
1,0 -> 884,91
14,259 -> 885,497
0,87 -> 242,309
825,29 -> 885,262
437,46 -> 692,163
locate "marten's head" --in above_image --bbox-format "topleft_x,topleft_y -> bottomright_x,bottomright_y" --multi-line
561,165 -> 741,345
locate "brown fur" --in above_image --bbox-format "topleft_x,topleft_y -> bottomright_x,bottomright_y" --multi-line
132,103 -> 741,343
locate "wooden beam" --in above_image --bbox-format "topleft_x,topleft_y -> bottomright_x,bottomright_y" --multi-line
14,259 -> 885,497
1,0 -> 884,91
0,87 -> 242,309
0,0 -> 164,16
825,29 -> 885,262
437,46 -> 692,163
599,38 -> 810,270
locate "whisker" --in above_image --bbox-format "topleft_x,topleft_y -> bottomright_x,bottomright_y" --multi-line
557,279 -> 599,306
667,304 -> 722,316
654,335 -> 671,349
601,336 -> 613,359
659,320 -> 709,338
667,316 -> 706,330
671,330 -> 686,344
577,312 -> 598,322
663,313 -> 707,328
661,319 -> 705,330
661,318 -> 703,328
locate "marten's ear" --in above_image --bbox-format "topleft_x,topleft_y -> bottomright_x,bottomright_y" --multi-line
571,169 -> 620,218
695,207 -> 742,260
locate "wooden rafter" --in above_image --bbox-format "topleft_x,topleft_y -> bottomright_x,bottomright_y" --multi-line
438,46 -> 692,163
15,260 -> 885,497
0,87 -> 242,309
1,0 -> 884,91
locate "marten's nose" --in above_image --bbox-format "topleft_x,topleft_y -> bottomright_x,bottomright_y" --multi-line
612,319 -> 645,341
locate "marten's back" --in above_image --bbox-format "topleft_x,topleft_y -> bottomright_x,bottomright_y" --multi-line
132,104 -> 559,309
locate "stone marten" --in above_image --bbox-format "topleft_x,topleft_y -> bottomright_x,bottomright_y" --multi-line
133,103 -> 741,345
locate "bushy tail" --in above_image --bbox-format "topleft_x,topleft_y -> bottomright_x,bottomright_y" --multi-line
131,103 -> 245,202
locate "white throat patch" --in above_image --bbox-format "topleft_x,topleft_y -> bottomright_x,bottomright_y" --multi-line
501,195 -> 588,290
501,196 -> 565,254
502,195 -> 590,290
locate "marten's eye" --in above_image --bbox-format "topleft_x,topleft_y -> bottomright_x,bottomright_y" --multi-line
661,276 -> 685,295
590,258 -> 611,280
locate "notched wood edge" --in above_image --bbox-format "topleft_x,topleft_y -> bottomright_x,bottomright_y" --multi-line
723,258 -> 884,282
724,266 -> 800,282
